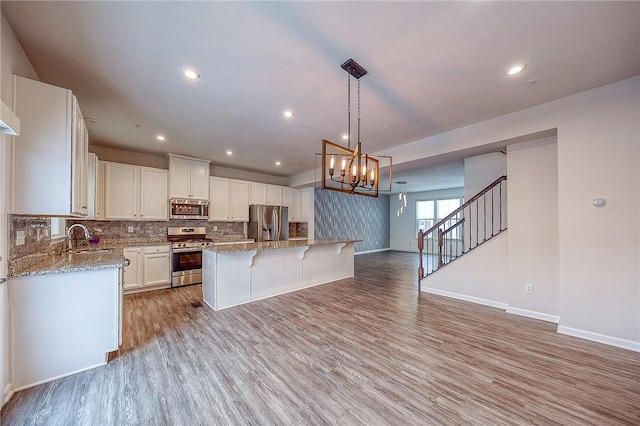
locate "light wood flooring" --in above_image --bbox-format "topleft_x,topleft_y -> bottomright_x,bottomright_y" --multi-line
2,251 -> 639,425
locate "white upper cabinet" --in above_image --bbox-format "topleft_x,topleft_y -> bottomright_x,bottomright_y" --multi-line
249,182 -> 283,206
283,187 -> 302,222
13,76 -> 88,216
72,103 -> 88,216
168,154 -> 210,200
87,153 -> 97,219
209,177 -> 249,222
139,168 -> 169,220
95,160 -> 106,220
209,177 -> 230,221
104,162 -> 168,220
300,188 -> 313,223
266,184 -> 282,205
249,182 -> 266,205
229,180 -> 250,221
105,163 -> 138,220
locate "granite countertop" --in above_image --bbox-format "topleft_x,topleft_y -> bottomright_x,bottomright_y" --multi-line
8,236 -> 262,277
9,247 -> 126,278
204,239 -> 357,254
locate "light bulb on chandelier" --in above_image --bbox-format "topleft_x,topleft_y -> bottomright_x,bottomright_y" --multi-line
396,181 -> 408,216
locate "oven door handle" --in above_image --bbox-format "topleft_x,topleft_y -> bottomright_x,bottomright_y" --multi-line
171,247 -> 204,253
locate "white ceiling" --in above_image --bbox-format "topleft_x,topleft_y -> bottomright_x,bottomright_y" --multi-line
3,1 -> 639,192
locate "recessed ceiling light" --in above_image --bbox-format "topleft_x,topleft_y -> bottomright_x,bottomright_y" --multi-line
342,134 -> 349,140
226,150 -> 233,155
283,110 -> 295,118
156,135 -> 166,141
184,69 -> 200,80
275,161 -> 281,166
507,64 -> 526,75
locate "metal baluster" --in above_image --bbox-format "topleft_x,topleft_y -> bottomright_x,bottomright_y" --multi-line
483,193 -> 487,243
491,186 -> 495,236
500,180 -> 503,231
475,199 -> 479,249
418,230 -> 424,285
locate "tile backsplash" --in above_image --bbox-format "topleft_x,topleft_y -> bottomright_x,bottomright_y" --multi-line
9,216 -> 52,259
66,219 -> 245,240
9,215 -> 308,260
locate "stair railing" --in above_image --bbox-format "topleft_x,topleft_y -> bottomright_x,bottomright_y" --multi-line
418,175 -> 507,287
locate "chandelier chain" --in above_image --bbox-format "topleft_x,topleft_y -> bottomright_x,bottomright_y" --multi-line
347,73 -> 351,150
357,79 -> 361,144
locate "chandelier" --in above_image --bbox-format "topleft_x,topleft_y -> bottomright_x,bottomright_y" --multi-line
396,181 -> 408,216
321,59 -> 391,197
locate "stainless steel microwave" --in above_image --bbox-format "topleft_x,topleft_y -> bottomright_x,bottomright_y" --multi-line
170,198 -> 209,220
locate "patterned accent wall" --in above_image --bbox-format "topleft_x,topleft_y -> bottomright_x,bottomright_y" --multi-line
314,189 -> 390,253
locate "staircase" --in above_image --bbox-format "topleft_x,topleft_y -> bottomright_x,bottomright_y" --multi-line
418,175 -> 507,288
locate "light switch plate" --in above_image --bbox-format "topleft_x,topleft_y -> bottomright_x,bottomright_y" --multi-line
16,230 -> 26,246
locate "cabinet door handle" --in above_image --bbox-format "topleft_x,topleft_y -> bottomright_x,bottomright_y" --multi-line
0,278 -> 6,285
82,205 -> 87,209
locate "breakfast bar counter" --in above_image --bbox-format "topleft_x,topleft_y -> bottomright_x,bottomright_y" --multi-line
202,239 -> 356,310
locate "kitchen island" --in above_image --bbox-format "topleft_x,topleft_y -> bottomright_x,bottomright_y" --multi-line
202,239 -> 356,311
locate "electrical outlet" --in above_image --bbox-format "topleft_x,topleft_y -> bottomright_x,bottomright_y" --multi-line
127,226 -> 134,233
525,283 -> 534,294
36,228 -> 42,241
16,230 -> 26,246
213,226 -> 218,231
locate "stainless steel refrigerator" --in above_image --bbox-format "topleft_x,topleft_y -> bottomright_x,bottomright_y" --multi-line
248,205 -> 289,242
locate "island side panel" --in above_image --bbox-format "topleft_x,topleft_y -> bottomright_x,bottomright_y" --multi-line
203,250 -> 251,311
202,250 -> 217,309
9,268 -> 119,390
250,247 -> 303,301
302,244 -> 340,288
339,242 -> 355,279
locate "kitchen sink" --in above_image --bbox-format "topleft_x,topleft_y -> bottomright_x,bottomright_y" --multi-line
73,247 -> 115,254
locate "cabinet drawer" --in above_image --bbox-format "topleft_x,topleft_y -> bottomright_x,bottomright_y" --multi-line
143,245 -> 170,254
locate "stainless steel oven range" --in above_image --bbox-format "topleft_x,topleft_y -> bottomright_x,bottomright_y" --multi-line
167,226 -> 213,288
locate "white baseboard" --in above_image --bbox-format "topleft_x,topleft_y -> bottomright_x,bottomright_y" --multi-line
355,248 -> 391,255
557,326 -> 640,352
421,287 -> 508,310
13,361 -> 108,392
3,382 -> 13,406
506,307 -> 560,323
422,288 -> 638,352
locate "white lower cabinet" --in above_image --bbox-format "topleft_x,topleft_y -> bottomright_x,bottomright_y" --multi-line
123,247 -> 142,291
142,246 -> 171,287
124,245 -> 171,293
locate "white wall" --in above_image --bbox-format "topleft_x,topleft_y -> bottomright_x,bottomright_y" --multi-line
423,232 -> 508,308
555,79 -> 639,347
464,152 -> 508,247
385,76 -> 639,349
464,152 -> 507,201
506,137 -> 559,320
390,187 -> 464,252
1,14 -> 38,107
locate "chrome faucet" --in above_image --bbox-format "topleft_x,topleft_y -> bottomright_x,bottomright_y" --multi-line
67,224 -> 91,251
